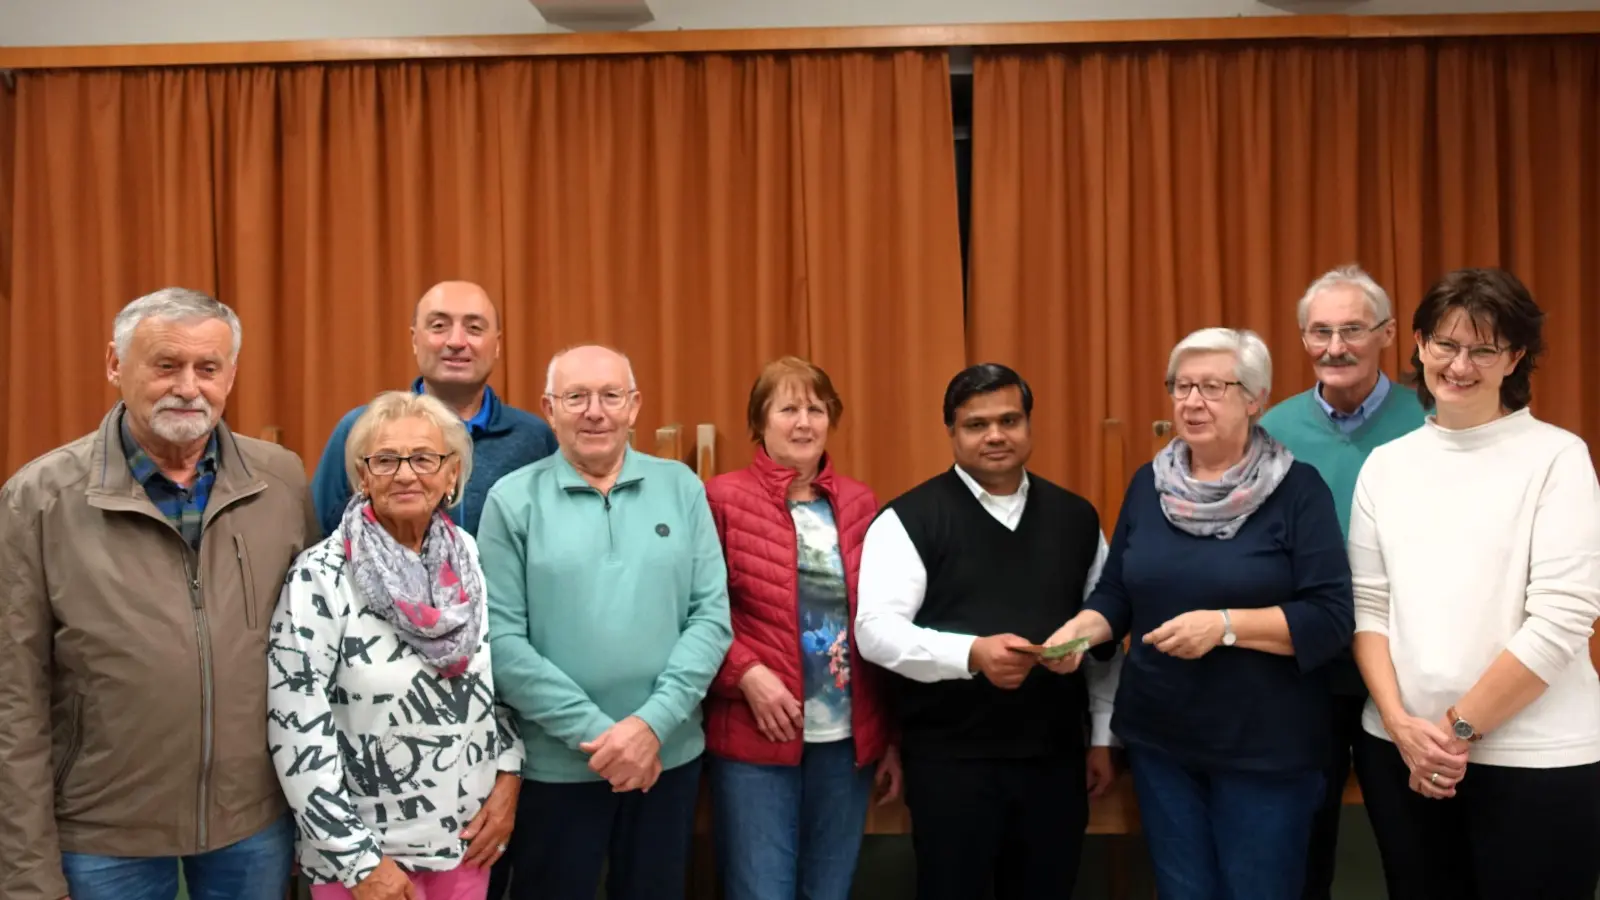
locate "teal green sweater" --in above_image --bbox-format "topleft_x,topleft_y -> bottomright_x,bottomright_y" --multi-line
1260,384 -> 1428,537
478,447 -> 733,783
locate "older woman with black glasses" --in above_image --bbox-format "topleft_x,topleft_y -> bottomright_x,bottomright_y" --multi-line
1042,327 -> 1353,900
1347,268 -> 1600,899
269,391 -> 524,900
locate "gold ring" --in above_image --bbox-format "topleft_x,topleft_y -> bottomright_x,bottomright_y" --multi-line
1429,772 -> 1439,785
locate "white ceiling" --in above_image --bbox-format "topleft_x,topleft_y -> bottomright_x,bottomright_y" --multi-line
0,0 -> 1593,46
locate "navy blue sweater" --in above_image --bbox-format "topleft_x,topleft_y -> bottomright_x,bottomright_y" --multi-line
310,383 -> 558,537
1084,460 -> 1353,773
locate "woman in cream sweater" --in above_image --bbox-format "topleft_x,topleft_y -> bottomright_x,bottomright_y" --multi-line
1348,268 -> 1600,899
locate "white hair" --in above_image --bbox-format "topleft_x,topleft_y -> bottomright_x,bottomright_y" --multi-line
1167,327 -> 1273,399
113,287 -> 242,360
1296,264 -> 1392,329
544,344 -> 638,394
344,391 -> 474,509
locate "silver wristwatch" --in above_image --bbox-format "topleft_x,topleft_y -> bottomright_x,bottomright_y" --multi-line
1220,609 -> 1237,647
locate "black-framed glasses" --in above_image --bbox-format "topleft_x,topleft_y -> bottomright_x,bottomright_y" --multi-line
547,389 -> 634,413
1422,335 -> 1506,368
362,451 -> 454,476
1302,318 -> 1390,348
1166,379 -> 1245,401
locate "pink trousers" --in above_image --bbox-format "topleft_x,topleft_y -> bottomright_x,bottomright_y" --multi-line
308,864 -> 490,900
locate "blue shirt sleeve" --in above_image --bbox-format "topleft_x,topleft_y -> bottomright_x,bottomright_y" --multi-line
1083,470 -> 1144,649
309,412 -> 357,539
1279,467 -> 1355,673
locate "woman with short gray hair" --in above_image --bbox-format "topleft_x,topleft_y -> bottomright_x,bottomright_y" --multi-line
268,390 -> 523,900
1041,328 -> 1354,898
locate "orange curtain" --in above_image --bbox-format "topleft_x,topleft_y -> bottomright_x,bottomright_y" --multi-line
968,36 -> 1600,520
205,62 -> 510,464
493,50 -> 965,494
0,77 -> 13,466
4,71 -> 219,471
2,52 -> 964,499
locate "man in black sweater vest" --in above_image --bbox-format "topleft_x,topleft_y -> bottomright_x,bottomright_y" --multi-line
855,364 -> 1121,900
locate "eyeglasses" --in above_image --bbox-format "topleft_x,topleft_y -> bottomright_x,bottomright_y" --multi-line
1167,379 -> 1245,401
1422,336 -> 1506,368
363,451 -> 454,476
548,389 -> 634,413
1302,319 -> 1390,349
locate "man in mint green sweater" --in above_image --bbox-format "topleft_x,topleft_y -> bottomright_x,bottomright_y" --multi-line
478,345 -> 732,900
1259,266 -> 1426,900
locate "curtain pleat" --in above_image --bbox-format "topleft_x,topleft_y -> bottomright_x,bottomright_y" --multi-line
969,37 -> 1600,524
1,52 -> 963,500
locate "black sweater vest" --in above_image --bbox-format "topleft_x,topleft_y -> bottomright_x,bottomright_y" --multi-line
884,469 -> 1102,760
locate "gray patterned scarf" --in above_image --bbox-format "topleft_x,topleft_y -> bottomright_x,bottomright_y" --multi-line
1152,425 -> 1295,540
339,498 -> 484,678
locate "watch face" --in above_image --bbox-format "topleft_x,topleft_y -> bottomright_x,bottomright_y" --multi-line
1222,632 -> 1236,646
1453,719 -> 1473,739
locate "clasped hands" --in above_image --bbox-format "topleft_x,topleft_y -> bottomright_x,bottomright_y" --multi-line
1387,711 -> 1471,800
580,716 -> 663,793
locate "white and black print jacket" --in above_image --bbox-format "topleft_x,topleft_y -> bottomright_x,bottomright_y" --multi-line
266,531 -> 525,888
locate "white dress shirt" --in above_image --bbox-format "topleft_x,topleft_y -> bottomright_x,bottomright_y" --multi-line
855,466 -> 1122,747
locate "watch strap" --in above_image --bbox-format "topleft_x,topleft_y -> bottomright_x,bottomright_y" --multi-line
1447,706 -> 1484,742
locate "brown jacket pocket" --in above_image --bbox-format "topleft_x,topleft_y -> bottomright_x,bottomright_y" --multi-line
234,534 -> 260,630
54,694 -> 83,793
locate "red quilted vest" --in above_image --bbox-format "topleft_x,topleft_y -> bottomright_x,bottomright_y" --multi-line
702,446 -> 892,768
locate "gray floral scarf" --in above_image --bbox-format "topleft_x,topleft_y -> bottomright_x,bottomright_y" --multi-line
339,498 -> 485,678
1152,425 -> 1295,539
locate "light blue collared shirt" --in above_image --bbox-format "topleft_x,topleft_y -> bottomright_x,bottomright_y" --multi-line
1315,372 -> 1391,435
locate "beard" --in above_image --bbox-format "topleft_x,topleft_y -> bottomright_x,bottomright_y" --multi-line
149,396 -> 217,444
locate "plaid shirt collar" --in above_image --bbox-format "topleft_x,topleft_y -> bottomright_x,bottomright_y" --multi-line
120,413 -> 220,552
121,413 -> 219,489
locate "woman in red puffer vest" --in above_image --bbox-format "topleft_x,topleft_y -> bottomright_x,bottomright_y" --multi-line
703,356 -> 901,900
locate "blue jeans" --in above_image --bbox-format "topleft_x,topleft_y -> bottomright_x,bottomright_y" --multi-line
709,739 -> 874,900
61,814 -> 295,900
1128,746 -> 1325,900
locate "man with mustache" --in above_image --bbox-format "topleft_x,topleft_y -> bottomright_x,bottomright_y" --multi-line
854,363 -> 1121,900
310,280 -> 557,537
1259,265 -> 1426,900
0,288 -> 319,900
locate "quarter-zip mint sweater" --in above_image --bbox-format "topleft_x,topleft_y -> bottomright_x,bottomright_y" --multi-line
478,447 -> 733,783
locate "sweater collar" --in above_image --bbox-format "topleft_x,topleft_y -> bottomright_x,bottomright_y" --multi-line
752,443 -> 839,502
1425,406 -> 1537,451
409,377 -> 503,437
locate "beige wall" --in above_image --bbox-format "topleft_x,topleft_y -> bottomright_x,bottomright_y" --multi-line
1,0 -> 1595,47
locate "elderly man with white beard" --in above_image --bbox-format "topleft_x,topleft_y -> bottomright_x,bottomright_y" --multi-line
0,287 -> 319,900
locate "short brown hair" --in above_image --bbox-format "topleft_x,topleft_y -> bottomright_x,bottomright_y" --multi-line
746,356 -> 845,442
1409,268 -> 1545,412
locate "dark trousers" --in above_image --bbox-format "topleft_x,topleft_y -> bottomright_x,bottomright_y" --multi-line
900,752 -> 1088,900
1353,731 -> 1600,900
487,854 -> 511,899
1127,745 -> 1325,900
505,756 -> 703,900
1301,692 -> 1366,900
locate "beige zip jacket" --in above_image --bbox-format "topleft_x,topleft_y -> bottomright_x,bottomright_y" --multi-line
0,404 -> 318,900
